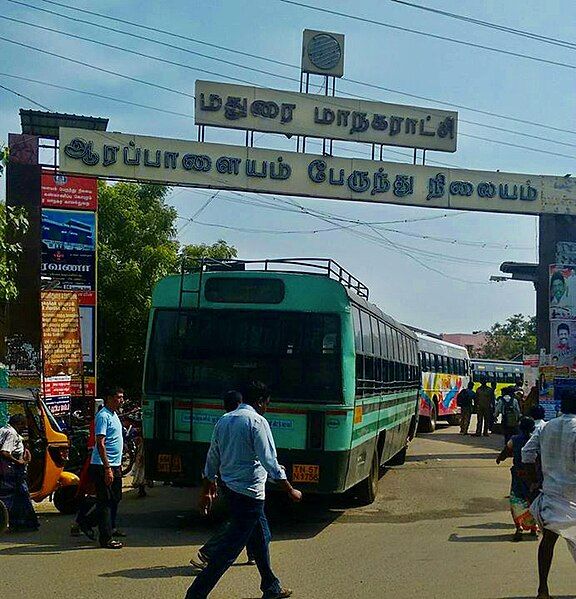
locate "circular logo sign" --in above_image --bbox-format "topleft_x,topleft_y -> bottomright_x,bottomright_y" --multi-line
307,33 -> 342,70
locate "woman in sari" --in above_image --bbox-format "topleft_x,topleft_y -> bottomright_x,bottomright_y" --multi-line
0,413 -> 39,532
496,416 -> 538,541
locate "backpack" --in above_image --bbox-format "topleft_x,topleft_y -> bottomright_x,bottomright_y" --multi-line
502,398 -> 519,428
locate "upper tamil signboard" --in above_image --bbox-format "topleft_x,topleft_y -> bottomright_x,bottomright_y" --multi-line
195,81 -> 458,153
59,128 -> 576,216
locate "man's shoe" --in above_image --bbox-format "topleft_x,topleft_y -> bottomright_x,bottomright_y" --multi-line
101,540 -> 123,549
112,529 -> 127,538
263,589 -> 293,599
190,552 -> 209,569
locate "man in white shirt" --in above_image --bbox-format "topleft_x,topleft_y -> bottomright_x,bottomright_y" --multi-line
522,389 -> 576,599
185,381 -> 302,599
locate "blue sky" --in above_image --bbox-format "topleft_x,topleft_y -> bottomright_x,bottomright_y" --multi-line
1,0 -> 575,333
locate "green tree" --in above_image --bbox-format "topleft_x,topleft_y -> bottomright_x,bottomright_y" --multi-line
0,202 -> 29,303
180,239 -> 237,270
97,182 -> 237,397
479,314 -> 536,360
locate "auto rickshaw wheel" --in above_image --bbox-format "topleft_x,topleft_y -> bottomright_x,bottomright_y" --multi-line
53,485 -> 82,515
0,499 -> 8,533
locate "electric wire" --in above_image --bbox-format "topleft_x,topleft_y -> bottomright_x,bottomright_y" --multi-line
276,0 -> 576,71
10,0 -> 576,139
385,0 -> 576,51
0,82 -> 51,110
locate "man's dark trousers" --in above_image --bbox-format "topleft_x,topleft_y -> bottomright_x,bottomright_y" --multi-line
186,487 -> 282,598
84,464 -> 122,546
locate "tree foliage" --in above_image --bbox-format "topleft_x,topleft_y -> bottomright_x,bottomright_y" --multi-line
0,202 -> 29,303
97,182 -> 237,397
479,314 -> 536,360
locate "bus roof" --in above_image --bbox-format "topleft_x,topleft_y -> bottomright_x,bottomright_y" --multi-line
415,331 -> 470,360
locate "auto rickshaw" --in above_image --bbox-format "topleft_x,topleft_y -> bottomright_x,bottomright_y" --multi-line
0,388 -> 80,532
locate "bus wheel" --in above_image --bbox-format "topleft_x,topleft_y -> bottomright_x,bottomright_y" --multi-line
0,500 -> 8,533
419,403 -> 437,433
386,446 -> 407,466
356,448 -> 379,505
53,485 -> 82,515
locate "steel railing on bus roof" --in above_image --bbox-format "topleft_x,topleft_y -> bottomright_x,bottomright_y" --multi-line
182,257 -> 370,300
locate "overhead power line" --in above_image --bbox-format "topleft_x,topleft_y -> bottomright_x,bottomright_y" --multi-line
276,0 -> 576,71
2,21 -> 574,162
0,82 -> 51,110
14,0 -> 576,139
0,35 -> 195,98
0,72 -> 194,119
386,0 -> 576,51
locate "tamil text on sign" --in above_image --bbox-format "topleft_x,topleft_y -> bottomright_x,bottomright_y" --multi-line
195,80 -> 458,153
59,128 -> 576,216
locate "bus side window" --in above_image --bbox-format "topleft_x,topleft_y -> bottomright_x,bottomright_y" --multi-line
421,351 -> 427,371
361,311 -> 373,355
378,321 -> 387,358
352,305 -> 362,353
372,317 -> 382,357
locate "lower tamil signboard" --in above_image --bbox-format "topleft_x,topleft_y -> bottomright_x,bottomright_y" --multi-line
59,128 -> 576,216
40,290 -> 83,378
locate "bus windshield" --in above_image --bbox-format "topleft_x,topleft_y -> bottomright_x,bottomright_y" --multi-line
145,309 -> 342,402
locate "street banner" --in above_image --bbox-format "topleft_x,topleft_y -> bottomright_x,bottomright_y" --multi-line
539,365 -> 560,420
40,291 -> 83,378
195,80 -> 458,152
41,170 -> 98,210
59,128 -> 576,216
41,208 -> 96,291
549,265 -> 576,320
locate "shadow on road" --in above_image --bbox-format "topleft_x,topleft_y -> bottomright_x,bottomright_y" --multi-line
459,522 -> 511,530
448,532 -> 538,543
406,452 -> 498,462
100,565 -> 192,579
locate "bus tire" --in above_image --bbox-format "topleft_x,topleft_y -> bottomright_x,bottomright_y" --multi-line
386,446 -> 407,466
356,448 -> 379,505
53,485 -> 82,515
0,499 -> 8,533
419,403 -> 437,433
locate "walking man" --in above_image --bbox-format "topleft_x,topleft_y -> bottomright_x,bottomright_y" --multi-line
186,381 -> 302,599
522,387 -> 576,599
475,378 -> 494,437
495,392 -> 521,442
456,381 -> 475,435
82,386 -> 124,549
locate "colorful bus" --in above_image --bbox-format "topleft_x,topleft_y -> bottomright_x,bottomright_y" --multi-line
471,359 -> 524,395
416,332 -> 470,433
142,259 -> 420,503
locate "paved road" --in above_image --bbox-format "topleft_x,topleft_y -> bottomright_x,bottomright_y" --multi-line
2,422 -> 575,599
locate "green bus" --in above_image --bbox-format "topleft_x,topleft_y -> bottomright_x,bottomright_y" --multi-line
142,259 -> 420,503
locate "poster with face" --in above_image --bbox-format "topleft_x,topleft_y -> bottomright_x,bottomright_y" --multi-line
549,265 -> 576,320
551,320 -> 576,368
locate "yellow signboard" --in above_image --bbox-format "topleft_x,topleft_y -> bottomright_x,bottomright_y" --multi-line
195,80 -> 458,152
59,128 -> 576,216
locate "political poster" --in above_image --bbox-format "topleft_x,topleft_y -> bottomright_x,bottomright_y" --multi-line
549,265 -> 576,320
550,320 -> 576,368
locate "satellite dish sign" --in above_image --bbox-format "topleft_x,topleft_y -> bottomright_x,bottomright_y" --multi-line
301,29 -> 345,78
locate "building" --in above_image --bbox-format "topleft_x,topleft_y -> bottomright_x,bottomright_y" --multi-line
441,332 -> 487,357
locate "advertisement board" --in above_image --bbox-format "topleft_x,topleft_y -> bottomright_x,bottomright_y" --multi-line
42,375 -> 72,417
41,208 -> 96,291
59,128 -> 576,216
40,291 -> 83,378
41,170 -> 98,210
195,80 -> 457,152
549,265 -> 576,320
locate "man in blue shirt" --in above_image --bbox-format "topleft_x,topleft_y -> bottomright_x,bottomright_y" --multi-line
186,381 -> 302,599
85,386 -> 124,549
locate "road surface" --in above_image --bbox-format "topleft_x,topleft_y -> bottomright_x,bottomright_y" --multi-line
2,422 -> 575,599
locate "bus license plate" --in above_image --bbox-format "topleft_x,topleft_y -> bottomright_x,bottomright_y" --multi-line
292,464 -> 320,483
